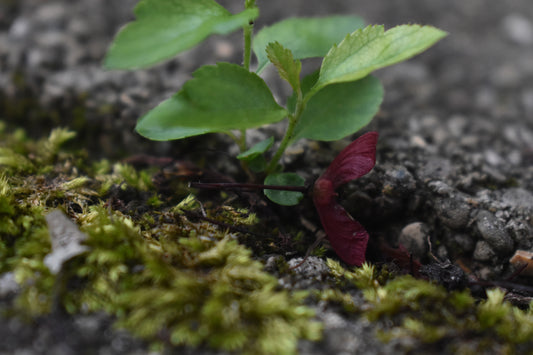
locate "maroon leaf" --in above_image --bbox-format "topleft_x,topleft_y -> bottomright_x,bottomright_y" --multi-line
313,131 -> 378,266
314,195 -> 369,266
320,131 -> 378,189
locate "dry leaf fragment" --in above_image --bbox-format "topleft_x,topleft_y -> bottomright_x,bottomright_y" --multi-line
44,210 -> 89,274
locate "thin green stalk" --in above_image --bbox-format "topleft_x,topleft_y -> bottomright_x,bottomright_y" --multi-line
240,1 -> 257,155
266,89 -> 305,174
227,131 -> 252,178
238,130 -> 247,151
243,24 -> 253,71
243,0 -> 256,71
226,131 -> 247,153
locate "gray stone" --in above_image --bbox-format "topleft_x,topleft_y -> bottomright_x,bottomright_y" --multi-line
0,272 -> 19,296
502,188 -> 533,210
427,181 -> 454,196
289,256 -> 329,280
382,165 -> 417,197
476,210 -> 514,255
473,240 -> 497,262
435,197 -> 472,230
502,14 -> 533,45
398,222 -> 429,259
419,157 -> 453,181
507,219 -> 533,249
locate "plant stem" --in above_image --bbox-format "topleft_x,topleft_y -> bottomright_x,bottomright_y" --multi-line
238,129 -> 247,151
227,131 -> 254,180
243,1 -> 255,71
266,89 -> 305,174
240,0 -> 257,155
190,181 -> 308,193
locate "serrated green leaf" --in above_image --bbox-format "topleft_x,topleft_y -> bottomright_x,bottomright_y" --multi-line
104,0 -> 258,69
266,42 -> 301,92
237,137 -> 274,160
264,173 -> 305,206
183,63 -> 287,125
293,75 -> 383,142
314,24 -> 447,91
254,16 -> 364,73
135,63 -> 287,141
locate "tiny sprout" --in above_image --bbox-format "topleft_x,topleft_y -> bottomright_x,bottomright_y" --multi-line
105,0 -> 446,197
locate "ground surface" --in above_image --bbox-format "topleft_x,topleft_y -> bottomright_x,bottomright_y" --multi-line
1,0 -> 533,354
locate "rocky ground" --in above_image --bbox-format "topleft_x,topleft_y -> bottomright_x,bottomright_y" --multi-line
1,0 -> 533,354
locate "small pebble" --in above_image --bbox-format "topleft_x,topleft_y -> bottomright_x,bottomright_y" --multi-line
434,197 -> 471,230
476,210 -> 514,255
289,256 -> 329,279
382,165 -> 417,197
502,188 -> 533,210
398,222 -> 429,259
473,240 -> 497,262
502,14 -> 533,45
0,272 -> 19,296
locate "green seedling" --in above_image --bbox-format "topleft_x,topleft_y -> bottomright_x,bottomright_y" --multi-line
105,0 -> 446,206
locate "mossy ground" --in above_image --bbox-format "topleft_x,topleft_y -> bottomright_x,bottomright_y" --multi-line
1,123 -> 533,354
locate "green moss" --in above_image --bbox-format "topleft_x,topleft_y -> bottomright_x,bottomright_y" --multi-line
111,163 -> 154,191
327,260 -> 533,352
327,258 -> 378,289
0,124 -> 321,354
65,205 -> 320,354
315,288 -> 358,313
0,175 -> 53,316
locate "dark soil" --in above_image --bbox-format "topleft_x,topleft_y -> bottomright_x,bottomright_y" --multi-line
1,0 -> 532,354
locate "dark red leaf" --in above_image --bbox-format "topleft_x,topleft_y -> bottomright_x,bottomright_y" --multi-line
314,194 -> 369,266
320,131 -> 378,189
312,131 -> 378,266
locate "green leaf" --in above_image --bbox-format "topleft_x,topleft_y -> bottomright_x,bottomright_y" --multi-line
135,93 -> 211,140
135,63 -> 287,140
254,16 -> 364,73
104,0 -> 258,69
293,75 -> 383,142
314,24 -> 447,91
237,137 -> 274,173
237,137 -> 274,160
183,63 -> 287,126
245,155 -> 267,173
264,173 -> 305,206
266,42 -> 301,92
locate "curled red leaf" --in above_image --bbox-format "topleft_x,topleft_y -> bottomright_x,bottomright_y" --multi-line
313,131 -> 378,266
320,131 -> 378,189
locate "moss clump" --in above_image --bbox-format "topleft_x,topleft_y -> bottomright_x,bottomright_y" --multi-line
59,205 -> 321,354
0,173 -> 54,316
327,259 -> 533,352
0,124 -> 321,354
